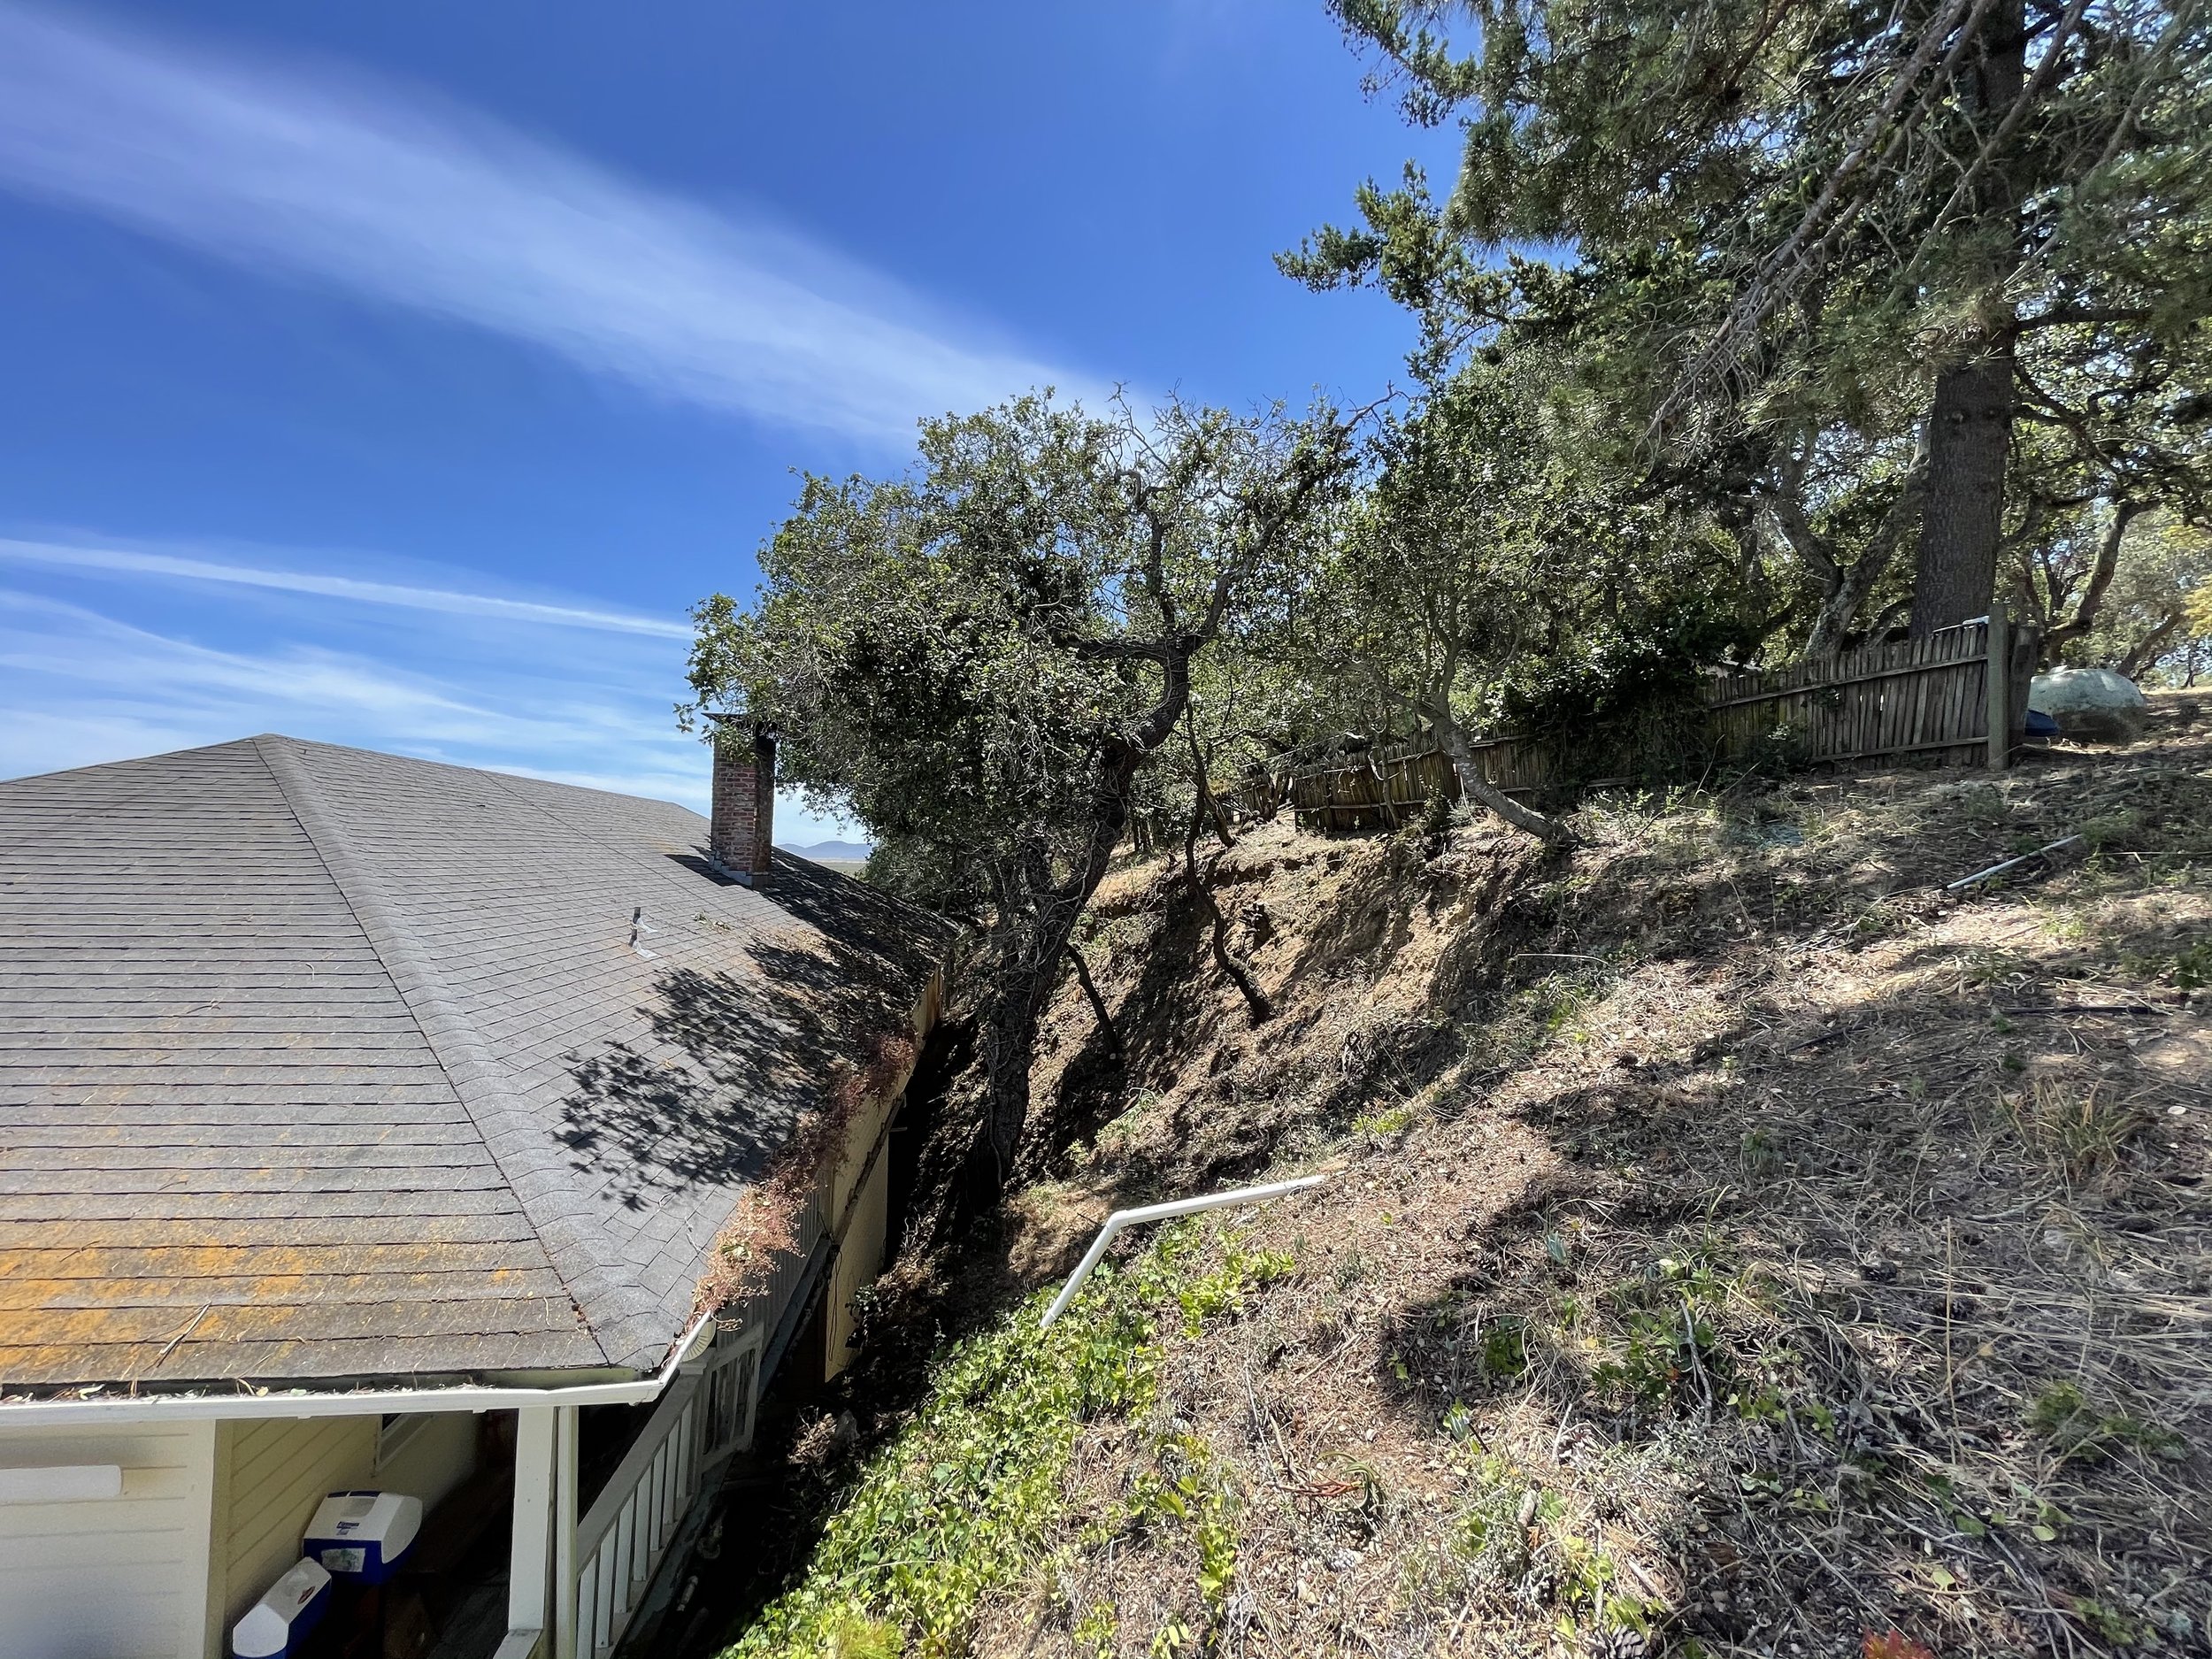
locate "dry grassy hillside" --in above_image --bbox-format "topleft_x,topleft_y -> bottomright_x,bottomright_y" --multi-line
728,696 -> 2212,1659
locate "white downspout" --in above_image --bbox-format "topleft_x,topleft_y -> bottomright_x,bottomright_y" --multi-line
1040,1173 -> 1330,1329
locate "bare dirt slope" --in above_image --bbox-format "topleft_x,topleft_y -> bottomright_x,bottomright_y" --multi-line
964,697 -> 2211,1657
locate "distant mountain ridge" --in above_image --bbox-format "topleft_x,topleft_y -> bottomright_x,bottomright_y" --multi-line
781,839 -> 872,864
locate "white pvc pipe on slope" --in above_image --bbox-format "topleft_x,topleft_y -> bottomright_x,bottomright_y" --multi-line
1039,1173 -> 1332,1329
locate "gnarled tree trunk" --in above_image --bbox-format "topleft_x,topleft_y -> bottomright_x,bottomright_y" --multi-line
972,726 -> 1161,1195
1181,797 -> 1271,1026
1775,445 -> 1926,657
972,636 -> 1214,1195
1064,941 -> 1122,1058
1428,706 -> 1577,849
2040,501 -> 2141,663
2116,613 -> 2180,681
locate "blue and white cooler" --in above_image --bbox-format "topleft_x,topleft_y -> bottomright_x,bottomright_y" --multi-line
230,1556 -> 332,1658
303,1489 -> 423,1585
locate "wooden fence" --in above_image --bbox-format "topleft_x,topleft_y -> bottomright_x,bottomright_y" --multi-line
1701,617 -> 1997,768
1225,615 -> 2012,833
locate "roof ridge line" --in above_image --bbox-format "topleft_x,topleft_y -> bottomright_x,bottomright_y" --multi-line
249,736 -> 657,1372
470,764 -> 767,921
477,758 -> 941,939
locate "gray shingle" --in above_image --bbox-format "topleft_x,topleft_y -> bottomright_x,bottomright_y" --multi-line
0,734 -> 940,1394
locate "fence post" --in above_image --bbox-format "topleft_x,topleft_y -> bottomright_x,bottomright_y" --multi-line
1985,603 -> 2011,772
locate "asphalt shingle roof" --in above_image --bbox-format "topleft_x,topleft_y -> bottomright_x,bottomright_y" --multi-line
0,735 -> 939,1393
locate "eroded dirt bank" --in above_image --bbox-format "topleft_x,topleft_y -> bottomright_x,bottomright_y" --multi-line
722,697 -> 2212,1659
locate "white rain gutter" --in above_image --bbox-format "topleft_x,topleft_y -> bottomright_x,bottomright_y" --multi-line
0,1310 -> 719,1428
1040,1172 -> 1331,1329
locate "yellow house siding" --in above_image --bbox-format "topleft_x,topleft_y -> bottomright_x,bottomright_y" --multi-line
0,1417 -> 216,1659
824,1146 -> 891,1377
826,1088 -> 891,1221
211,1409 -> 480,1650
215,1415 -> 376,1640
812,972 -> 938,1381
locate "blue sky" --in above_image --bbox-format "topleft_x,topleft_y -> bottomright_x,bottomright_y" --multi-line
0,1 -> 1446,841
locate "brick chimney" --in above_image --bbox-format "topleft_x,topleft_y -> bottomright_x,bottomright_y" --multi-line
708,721 -> 775,881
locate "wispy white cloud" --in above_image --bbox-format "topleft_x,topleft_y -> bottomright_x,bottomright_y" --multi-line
0,537 -> 692,638
0,551 -> 860,843
0,3 -> 1101,444
0,587 -> 641,759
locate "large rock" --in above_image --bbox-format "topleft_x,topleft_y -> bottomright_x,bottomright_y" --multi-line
2029,666 -> 2148,743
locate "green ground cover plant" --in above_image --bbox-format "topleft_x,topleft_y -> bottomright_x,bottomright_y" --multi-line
723,1223 -> 1294,1659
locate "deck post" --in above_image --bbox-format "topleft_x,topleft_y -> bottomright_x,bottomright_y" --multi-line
1985,603 -> 2011,771
554,1404 -> 580,1659
510,1406 -> 556,1640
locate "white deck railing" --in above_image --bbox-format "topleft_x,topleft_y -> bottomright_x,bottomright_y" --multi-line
572,1321 -> 763,1659
503,1037 -> 933,1659
573,1372 -> 700,1659
558,1106 -> 864,1655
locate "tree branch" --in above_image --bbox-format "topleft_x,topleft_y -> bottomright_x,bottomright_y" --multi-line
2115,609 -> 2181,680
1653,0 -> 2000,431
1416,693 -> 1578,849
2044,500 -> 2140,657
1917,0 -> 2092,249
2008,303 -> 2156,335
1064,941 -> 1122,1059
1182,711 -> 1271,1022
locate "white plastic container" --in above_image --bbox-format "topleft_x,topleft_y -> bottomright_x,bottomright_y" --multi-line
303,1489 -> 422,1585
231,1556 -> 331,1658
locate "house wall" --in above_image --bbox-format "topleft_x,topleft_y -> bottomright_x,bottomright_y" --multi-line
823,1145 -> 891,1375
813,972 -> 941,1381
211,1414 -> 373,1651
371,1410 -> 478,1513
208,1410 -> 477,1654
0,1417 -> 216,1659
825,1079 -> 897,1225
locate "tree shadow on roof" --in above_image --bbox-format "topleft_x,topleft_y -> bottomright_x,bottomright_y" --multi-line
555,856 -> 944,1210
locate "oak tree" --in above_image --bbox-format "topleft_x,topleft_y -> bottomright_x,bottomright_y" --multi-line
685,395 -> 1349,1195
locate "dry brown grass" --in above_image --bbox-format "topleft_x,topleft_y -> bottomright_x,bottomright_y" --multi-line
961,702 -> 2211,1658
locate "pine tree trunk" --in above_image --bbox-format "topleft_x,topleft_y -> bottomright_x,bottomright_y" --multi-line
1909,0 -> 2026,637
1910,348 -> 2015,635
